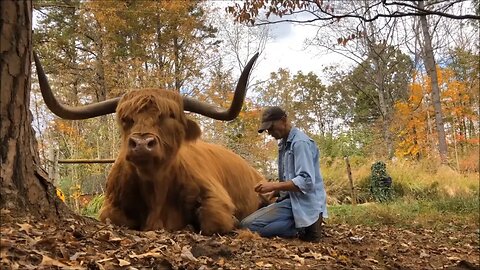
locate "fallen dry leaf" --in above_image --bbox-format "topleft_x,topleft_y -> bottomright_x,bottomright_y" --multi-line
302,251 -> 324,260
365,257 -> 379,264
118,258 -> 131,266
129,246 -> 165,259
39,254 -> 68,267
109,237 -> 123,242
291,254 -> 305,265
97,257 -> 114,263
143,231 -> 157,239
70,251 -> 87,261
181,245 -> 198,262
420,250 -> 430,258
255,261 -> 264,267
16,223 -> 33,234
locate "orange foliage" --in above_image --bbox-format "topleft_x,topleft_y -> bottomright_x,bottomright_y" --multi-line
393,66 -> 479,160
51,119 -> 94,157
54,120 -> 76,136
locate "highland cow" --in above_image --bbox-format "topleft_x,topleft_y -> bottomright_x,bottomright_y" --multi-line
34,53 -> 266,234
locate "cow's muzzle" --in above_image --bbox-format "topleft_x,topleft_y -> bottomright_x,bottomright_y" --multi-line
127,133 -> 158,162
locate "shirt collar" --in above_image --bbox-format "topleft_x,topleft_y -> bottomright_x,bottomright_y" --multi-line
278,127 -> 298,147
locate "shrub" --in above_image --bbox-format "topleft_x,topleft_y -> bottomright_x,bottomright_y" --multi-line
369,161 -> 393,202
81,194 -> 105,219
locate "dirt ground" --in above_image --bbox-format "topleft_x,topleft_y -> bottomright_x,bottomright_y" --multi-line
0,208 -> 478,270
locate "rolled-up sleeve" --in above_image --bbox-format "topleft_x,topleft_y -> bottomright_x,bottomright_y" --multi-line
290,141 -> 315,194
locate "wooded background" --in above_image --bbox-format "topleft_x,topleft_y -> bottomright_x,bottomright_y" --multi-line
29,0 -> 479,210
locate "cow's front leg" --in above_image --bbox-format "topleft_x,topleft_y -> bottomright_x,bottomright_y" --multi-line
196,188 -> 236,235
144,209 -> 164,231
99,204 -> 139,230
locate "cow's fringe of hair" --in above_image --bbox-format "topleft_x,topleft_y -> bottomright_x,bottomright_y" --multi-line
117,89 -> 183,120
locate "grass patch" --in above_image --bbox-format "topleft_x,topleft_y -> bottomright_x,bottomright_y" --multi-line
322,158 -> 479,204
328,195 -> 479,229
80,194 -> 105,219
431,195 -> 480,214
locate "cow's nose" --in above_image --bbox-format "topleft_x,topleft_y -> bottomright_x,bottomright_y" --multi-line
128,135 -> 157,152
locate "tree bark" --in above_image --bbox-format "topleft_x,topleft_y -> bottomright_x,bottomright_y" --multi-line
418,0 -> 449,164
371,43 -> 394,158
0,0 -> 69,219
364,1 -> 394,159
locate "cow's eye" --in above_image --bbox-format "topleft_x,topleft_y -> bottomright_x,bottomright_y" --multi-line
122,117 -> 133,128
169,112 -> 175,119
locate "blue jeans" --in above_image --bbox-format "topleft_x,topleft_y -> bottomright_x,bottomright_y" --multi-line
239,198 -> 297,238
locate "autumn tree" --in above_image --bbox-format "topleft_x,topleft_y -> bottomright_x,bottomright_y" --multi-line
394,59 -> 479,162
447,48 -> 479,145
290,71 -> 333,135
341,46 -> 413,157
34,0 -> 219,101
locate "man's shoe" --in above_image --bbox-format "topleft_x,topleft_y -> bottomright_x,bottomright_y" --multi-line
299,215 -> 323,242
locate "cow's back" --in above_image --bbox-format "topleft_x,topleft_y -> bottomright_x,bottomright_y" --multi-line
178,140 -> 264,219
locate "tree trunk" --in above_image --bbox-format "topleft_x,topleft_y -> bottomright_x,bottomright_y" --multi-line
173,34 -> 181,92
0,0 -> 69,219
418,0 -> 448,164
364,3 -> 394,159
371,44 -> 394,158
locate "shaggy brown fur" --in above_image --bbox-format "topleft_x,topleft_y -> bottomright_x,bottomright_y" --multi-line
99,89 -> 266,235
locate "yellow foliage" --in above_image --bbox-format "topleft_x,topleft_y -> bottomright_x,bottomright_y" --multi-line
70,184 -> 82,200
56,188 -> 65,202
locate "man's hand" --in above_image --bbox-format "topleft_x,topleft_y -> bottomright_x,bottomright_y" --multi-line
254,181 -> 278,194
254,180 -> 301,194
265,191 -> 279,202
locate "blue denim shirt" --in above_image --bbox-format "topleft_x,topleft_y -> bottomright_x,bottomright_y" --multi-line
278,127 -> 328,228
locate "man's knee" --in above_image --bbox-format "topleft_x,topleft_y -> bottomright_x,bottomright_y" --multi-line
239,213 -> 256,229
239,218 -> 249,229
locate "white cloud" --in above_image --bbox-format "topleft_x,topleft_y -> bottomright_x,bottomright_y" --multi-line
257,22 -> 350,83
208,1 -> 352,83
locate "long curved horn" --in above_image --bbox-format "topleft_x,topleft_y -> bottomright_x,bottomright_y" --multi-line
33,51 -> 119,120
183,52 -> 259,121
34,51 -> 259,121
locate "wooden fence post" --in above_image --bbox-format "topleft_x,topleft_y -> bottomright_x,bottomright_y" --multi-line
344,156 -> 357,205
48,147 -> 59,184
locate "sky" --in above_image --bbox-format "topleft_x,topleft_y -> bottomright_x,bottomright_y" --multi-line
260,22 -> 337,80
209,2 -> 354,85
263,24 -> 357,84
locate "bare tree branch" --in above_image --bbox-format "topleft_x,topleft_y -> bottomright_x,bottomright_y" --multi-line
231,0 -> 480,26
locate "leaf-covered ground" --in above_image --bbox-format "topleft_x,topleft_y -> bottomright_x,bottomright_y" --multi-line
0,208 -> 478,270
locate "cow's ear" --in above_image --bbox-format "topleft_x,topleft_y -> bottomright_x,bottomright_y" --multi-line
185,118 -> 201,141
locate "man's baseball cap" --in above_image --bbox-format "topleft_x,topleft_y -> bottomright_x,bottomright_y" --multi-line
258,106 -> 287,133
